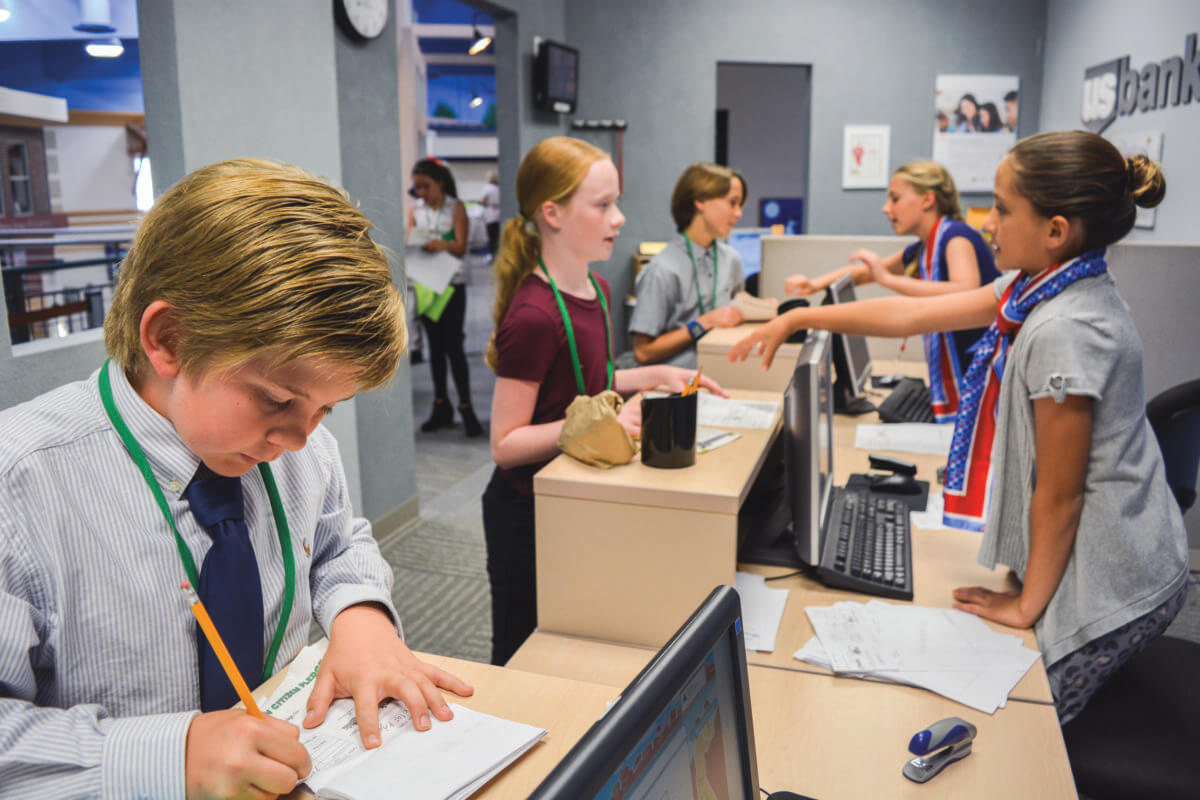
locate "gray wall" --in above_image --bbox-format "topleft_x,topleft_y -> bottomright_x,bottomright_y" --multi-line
334,3 -> 420,522
486,0 -> 569,223
717,63 -> 812,233
1040,0 -> 1200,243
133,0 -> 416,522
561,0 -> 1048,347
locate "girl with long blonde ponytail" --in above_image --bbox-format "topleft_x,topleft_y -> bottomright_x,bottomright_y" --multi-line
781,159 -> 1001,423
482,137 -> 725,664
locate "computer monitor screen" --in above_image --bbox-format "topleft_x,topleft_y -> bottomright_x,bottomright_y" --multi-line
784,330 -> 835,566
528,586 -> 759,800
726,228 -> 769,279
533,39 -> 579,113
826,275 -> 873,399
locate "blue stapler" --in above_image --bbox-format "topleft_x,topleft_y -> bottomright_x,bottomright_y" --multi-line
902,716 -> 977,783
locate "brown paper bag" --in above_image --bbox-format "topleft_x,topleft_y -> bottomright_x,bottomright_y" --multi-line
558,390 -> 638,468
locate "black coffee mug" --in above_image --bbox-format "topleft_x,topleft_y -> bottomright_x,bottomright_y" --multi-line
777,297 -> 810,344
641,393 -> 698,468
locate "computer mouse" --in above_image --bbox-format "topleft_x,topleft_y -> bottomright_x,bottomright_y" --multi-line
870,474 -> 922,495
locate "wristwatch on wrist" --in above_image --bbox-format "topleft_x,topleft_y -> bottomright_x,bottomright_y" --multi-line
687,319 -> 708,342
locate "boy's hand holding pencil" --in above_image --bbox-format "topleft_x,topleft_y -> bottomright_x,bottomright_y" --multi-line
181,581 -> 312,797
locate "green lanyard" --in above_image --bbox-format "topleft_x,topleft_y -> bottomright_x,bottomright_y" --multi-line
97,361 -> 296,681
683,234 -> 719,315
538,257 -> 614,395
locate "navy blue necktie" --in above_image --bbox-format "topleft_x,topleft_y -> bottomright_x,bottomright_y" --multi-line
186,469 -> 264,712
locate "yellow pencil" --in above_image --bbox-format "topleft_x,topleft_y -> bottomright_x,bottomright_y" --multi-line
181,581 -> 265,719
683,367 -> 703,397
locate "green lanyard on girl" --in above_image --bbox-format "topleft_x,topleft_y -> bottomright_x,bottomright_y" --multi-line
538,256 -> 614,395
97,361 -> 296,682
683,234 -> 719,315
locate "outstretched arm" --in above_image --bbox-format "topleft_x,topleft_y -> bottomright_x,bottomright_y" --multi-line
867,238 -> 986,297
729,283 -> 998,369
784,249 -> 905,296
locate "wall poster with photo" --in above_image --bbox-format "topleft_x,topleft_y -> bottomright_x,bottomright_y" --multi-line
932,75 -> 1018,193
842,125 -> 890,189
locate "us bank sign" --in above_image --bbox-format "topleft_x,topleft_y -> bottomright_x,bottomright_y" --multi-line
1081,33 -> 1200,133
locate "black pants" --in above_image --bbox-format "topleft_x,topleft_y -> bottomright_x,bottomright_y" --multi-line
419,286 -> 471,406
486,221 -> 499,258
482,468 -> 536,665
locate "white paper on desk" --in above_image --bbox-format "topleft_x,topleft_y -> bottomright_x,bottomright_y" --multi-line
792,636 -> 1032,714
734,572 -> 789,652
405,247 -> 461,294
262,641 -> 546,800
909,491 -> 949,530
854,423 -> 954,455
696,393 -> 779,429
797,601 -> 1041,714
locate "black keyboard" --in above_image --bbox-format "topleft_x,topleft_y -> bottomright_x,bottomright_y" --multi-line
876,377 -> 936,424
816,489 -> 913,600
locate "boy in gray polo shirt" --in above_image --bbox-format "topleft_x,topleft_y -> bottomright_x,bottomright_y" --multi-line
629,163 -> 747,368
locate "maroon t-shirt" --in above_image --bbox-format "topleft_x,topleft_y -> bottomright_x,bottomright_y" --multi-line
494,272 -> 613,494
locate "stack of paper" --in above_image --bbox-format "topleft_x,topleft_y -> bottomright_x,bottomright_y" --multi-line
734,572 -> 790,652
261,641 -> 546,800
795,600 -> 1040,713
854,422 -> 954,455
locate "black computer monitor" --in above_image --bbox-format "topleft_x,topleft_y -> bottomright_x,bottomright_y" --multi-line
785,330 -> 835,567
736,331 -> 833,569
528,586 -> 760,800
825,275 -> 874,414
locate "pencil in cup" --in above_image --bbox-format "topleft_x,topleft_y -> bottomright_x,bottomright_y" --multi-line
181,581 -> 265,718
681,367 -> 703,396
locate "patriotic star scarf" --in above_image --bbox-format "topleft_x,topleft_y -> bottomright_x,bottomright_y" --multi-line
918,217 -> 966,423
942,250 -> 1108,531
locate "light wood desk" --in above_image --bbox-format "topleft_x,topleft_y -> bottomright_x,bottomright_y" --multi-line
507,635 -> 1075,799
262,652 -> 617,800
697,324 -> 806,392
534,388 -> 783,647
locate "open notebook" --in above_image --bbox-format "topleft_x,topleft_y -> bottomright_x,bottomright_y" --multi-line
260,641 -> 546,800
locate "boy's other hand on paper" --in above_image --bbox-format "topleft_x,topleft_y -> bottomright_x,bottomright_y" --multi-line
728,316 -> 791,370
952,586 -> 1034,629
304,603 -> 474,748
185,709 -> 311,800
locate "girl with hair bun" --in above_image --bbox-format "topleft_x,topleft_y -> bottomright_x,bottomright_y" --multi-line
785,160 -> 1000,422
732,131 -> 1187,724
483,137 -> 725,665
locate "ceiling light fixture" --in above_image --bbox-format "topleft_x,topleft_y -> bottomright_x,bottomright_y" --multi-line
0,1 -> 11,24
468,12 -> 492,55
85,37 -> 125,58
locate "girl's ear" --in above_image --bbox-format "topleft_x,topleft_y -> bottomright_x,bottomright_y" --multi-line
540,199 -> 563,232
1045,214 -> 1079,256
921,191 -> 937,212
